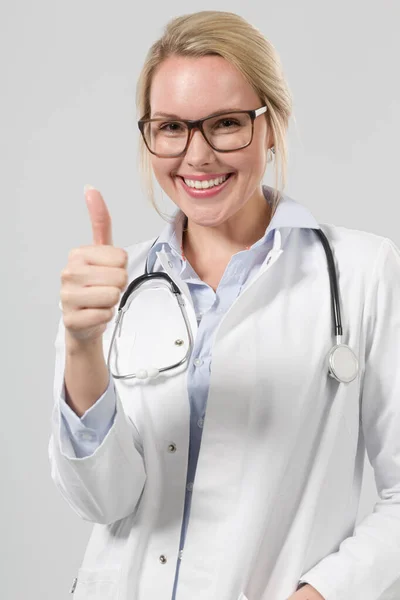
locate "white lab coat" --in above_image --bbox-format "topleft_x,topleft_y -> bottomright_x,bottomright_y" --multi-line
49,220 -> 400,600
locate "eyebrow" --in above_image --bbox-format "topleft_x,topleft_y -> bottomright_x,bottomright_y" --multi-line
151,108 -> 245,119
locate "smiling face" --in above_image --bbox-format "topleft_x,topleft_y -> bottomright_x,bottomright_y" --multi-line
148,55 -> 272,228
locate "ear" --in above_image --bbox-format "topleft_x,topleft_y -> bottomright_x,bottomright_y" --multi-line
265,128 -> 273,151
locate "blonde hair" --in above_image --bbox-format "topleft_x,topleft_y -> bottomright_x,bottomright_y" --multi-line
136,10 -> 293,222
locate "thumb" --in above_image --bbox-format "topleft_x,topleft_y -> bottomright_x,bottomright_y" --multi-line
84,185 -> 113,246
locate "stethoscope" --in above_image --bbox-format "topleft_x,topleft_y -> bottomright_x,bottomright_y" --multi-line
106,228 -> 359,384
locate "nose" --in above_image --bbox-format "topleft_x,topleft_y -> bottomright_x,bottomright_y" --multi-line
184,128 -> 215,166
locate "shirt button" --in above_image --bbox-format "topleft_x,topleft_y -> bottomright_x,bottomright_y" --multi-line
186,482 -> 194,491
194,358 -> 203,367
76,430 -> 96,442
197,418 -> 204,428
266,252 -> 275,265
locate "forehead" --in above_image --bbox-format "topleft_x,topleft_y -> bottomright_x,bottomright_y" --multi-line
149,55 -> 260,119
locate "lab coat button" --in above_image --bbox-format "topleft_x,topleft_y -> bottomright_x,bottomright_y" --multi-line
159,555 -> 167,564
197,418 -> 204,428
194,358 -> 203,367
186,482 -> 194,491
174,339 -> 184,346
168,261 -> 173,268
168,443 -> 177,453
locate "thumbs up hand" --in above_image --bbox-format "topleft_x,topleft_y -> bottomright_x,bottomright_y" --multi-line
60,186 -> 128,348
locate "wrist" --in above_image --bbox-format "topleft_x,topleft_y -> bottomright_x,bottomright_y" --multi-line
65,330 -> 104,357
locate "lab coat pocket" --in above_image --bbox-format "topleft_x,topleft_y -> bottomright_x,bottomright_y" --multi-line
71,566 -> 120,599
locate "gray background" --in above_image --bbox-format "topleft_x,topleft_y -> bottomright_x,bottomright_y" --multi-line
3,1 -> 399,598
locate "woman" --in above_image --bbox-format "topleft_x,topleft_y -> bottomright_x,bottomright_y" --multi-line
49,11 -> 400,600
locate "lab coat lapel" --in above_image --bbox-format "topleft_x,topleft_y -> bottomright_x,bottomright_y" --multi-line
251,228 -> 284,278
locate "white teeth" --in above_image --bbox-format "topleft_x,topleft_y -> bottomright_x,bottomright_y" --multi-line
182,174 -> 230,189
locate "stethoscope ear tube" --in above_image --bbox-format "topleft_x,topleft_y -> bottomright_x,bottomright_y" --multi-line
119,271 -> 180,310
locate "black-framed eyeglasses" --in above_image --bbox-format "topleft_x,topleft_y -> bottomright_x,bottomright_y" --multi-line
138,106 -> 268,158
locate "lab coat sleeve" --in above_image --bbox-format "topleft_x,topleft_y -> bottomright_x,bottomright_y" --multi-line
48,315 -> 147,525
297,238 -> 400,600
59,373 -> 116,458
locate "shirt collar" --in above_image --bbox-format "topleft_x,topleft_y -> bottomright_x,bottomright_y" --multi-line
146,184 -> 320,273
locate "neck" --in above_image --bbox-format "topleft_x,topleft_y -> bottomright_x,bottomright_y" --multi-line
181,189 -> 272,262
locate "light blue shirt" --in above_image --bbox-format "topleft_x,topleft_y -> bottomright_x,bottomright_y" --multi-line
59,184 -> 320,598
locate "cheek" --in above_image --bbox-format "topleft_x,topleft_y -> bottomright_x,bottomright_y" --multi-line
235,146 -> 267,178
150,158 -> 164,181
247,142 -> 268,177
230,130 -> 268,174
151,158 -> 179,185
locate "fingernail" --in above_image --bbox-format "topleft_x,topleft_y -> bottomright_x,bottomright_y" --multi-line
84,184 -> 96,194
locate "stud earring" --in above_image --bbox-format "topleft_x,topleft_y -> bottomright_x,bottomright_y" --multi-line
267,146 -> 275,163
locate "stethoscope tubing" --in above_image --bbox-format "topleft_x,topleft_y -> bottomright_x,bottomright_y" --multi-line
107,228 -> 358,383
142,228 -> 342,335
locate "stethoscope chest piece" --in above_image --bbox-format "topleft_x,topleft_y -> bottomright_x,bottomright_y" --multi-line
328,344 -> 359,383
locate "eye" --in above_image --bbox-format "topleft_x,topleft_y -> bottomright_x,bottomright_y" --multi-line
216,118 -> 240,128
159,121 -> 184,132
